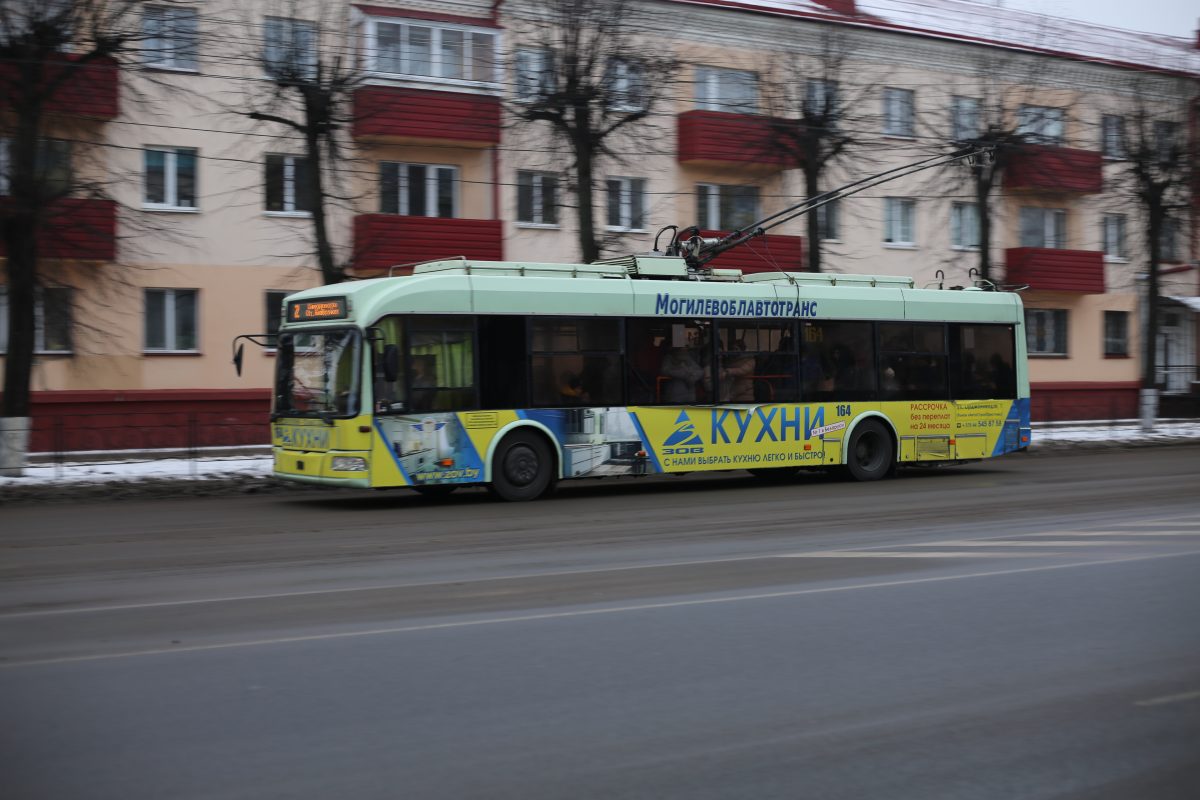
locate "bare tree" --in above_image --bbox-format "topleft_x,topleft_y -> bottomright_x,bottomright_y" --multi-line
230,3 -> 364,285
0,0 -> 163,471
760,28 -> 870,273
506,0 -> 678,263
1109,79 -> 1197,428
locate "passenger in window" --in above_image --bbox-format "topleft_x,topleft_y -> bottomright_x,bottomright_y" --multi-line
829,345 -> 859,390
409,355 -> 437,411
660,345 -> 706,403
720,339 -> 756,402
881,364 -> 901,398
559,372 -> 588,405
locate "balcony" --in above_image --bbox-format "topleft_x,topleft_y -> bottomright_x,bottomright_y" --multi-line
353,87 -> 501,145
1003,145 -> 1102,193
0,54 -> 119,120
677,111 -> 801,170
1005,247 -> 1105,293
699,230 -> 805,274
0,198 -> 117,261
353,214 -> 503,274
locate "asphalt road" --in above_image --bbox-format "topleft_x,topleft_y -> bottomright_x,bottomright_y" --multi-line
1,446 -> 1198,799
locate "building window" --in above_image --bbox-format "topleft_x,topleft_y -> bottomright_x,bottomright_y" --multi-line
517,171 -> 558,226
805,79 -> 837,120
371,18 -> 496,83
265,290 -> 288,339
1160,217 -> 1180,262
265,154 -> 314,214
1025,308 -> 1067,356
144,146 -> 197,210
882,88 -> 914,137
263,17 -> 317,81
604,57 -> 644,112
694,66 -> 757,114
884,198 -> 916,245
1101,115 -> 1125,159
951,96 -> 980,141
817,199 -> 839,241
379,162 -> 458,217
1153,121 -> 1179,164
697,183 -> 758,230
143,6 -> 198,71
0,287 -> 73,354
1104,310 -> 1128,357
145,288 -> 198,352
1019,207 -> 1067,249
951,202 -> 979,249
0,138 -> 71,196
1102,214 -> 1126,260
606,177 -> 646,231
515,48 -> 555,101
1017,105 -> 1065,145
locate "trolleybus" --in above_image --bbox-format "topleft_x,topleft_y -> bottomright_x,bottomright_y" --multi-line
243,254 -> 1030,501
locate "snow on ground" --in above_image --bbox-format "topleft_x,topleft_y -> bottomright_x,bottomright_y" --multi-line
2,421 -> 1198,488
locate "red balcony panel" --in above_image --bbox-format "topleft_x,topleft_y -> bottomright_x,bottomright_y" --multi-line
0,54 -> 119,120
1005,247 -> 1105,293
353,214 -> 503,273
0,198 -> 117,262
353,86 -> 501,144
1003,145 -> 1102,193
677,111 -> 801,169
699,229 -> 805,274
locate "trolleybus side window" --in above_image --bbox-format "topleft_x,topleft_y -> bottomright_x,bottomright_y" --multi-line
716,320 -> 798,403
530,317 -> 622,407
407,315 -> 477,412
478,315 -> 529,410
371,316 -> 405,413
878,322 -> 948,400
801,321 -> 876,401
951,324 -> 1016,400
627,318 -> 714,404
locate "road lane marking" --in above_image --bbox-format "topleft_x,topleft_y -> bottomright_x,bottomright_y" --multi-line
1135,690 -> 1200,707
1020,531 -> 1200,538
792,551 -> 1050,558
4,548 -> 1199,669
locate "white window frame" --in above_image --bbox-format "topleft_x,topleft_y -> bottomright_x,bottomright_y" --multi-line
516,170 -> 558,227
265,154 -> 312,216
1103,310 -> 1129,357
144,288 -> 199,353
694,66 -> 758,114
143,6 -> 198,72
1019,207 -> 1067,249
0,287 -> 73,354
951,202 -> 979,249
884,198 -> 916,246
805,79 -> 837,118
951,96 -> 980,141
1017,105 -> 1065,145
1026,308 -> 1068,356
816,199 -> 839,241
1159,216 -> 1180,261
605,176 -> 646,232
882,88 -> 914,137
605,57 -> 644,113
696,183 -> 759,231
1153,121 -> 1179,164
1101,114 -> 1125,159
367,17 -> 498,86
264,17 -> 318,81
379,162 -> 459,217
1102,213 -> 1127,261
143,146 -> 198,211
515,48 -> 555,102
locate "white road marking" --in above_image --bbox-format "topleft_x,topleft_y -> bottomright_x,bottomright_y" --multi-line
1135,690 -> 1200,707
1020,530 -> 1200,538
4,549 -> 1198,669
792,551 -> 1049,559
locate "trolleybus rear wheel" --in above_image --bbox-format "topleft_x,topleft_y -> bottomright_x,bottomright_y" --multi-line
490,430 -> 556,501
845,419 -> 893,482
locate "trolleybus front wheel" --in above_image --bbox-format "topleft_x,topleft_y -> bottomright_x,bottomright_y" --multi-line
845,419 -> 893,482
490,430 -> 556,502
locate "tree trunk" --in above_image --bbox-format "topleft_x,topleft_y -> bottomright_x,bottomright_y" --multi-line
975,172 -> 993,284
804,166 -> 822,273
1141,206 -> 1162,432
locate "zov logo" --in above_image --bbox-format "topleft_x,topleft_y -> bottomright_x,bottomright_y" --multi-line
663,410 -> 704,453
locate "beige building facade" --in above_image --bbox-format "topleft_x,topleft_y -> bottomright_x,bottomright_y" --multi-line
1,0 -> 1197,450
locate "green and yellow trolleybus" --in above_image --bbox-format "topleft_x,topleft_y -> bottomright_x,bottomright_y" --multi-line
246,253 -> 1030,501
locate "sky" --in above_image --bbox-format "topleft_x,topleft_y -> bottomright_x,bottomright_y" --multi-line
992,0 -> 1197,38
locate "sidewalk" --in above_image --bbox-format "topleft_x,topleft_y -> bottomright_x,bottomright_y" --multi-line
2,420 -> 1198,495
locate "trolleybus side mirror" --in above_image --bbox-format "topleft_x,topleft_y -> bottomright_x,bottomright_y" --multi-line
233,343 -> 245,376
382,344 -> 400,383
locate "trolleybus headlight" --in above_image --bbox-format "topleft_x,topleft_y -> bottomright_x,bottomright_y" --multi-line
331,456 -> 368,472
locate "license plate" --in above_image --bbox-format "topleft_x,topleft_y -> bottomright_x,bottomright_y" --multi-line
274,425 -> 330,451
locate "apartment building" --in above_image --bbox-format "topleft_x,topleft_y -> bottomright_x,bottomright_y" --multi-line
1,0 -> 1196,452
